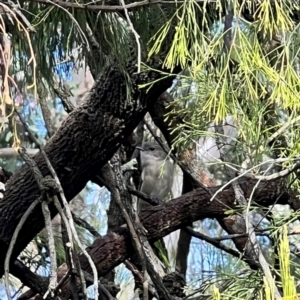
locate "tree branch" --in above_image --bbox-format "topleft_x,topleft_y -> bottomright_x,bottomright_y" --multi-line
14,0 -> 214,13
54,177 -> 293,299
0,45 -> 179,276
12,177 -> 295,299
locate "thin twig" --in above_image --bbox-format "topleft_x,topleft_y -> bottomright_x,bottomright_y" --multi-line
5,0 -> 36,31
109,154 -> 151,300
185,227 -> 241,259
51,183 -> 98,300
124,259 -> 162,297
53,268 -> 72,297
15,110 -> 97,300
214,123 -> 282,299
119,0 -> 141,73
127,186 -> 161,206
210,156 -> 300,203
0,147 -> 38,157
80,270 -> 116,300
241,115 -> 300,170
214,231 -> 268,241
143,119 -> 212,193
41,0 -> 90,50
53,196 -> 87,300
110,153 -> 170,299
61,220 -> 80,300
246,162 -> 300,181
38,92 -> 55,137
38,83 -> 83,299
17,147 -> 58,297
19,0 -> 215,12
41,199 -> 58,294
4,199 -> 40,300
17,289 -> 37,300
72,212 -> 101,238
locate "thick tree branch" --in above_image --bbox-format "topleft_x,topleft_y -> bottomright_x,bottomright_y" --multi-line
54,178 -> 292,298
11,177 -> 295,299
11,260 -> 49,295
0,54 -> 179,276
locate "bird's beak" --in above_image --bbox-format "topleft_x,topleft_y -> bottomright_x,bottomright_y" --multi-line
136,146 -> 144,151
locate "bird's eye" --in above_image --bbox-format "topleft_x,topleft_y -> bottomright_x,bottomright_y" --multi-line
149,147 -> 155,151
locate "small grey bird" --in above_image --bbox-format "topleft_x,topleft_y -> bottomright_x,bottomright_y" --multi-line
136,141 -> 174,212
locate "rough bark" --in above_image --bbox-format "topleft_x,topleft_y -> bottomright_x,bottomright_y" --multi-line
0,56 -> 177,276
10,178 -> 295,299
11,260 -> 49,295
52,178 -> 293,298
175,173 -> 193,276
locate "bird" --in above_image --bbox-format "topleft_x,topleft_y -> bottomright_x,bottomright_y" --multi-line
136,141 -> 174,212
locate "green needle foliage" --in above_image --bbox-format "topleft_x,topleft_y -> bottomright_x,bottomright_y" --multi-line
5,0 -> 300,299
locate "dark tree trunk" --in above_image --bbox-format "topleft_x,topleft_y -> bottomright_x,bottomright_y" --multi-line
21,177 -> 294,299
0,57 -> 177,275
175,172 -> 193,277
